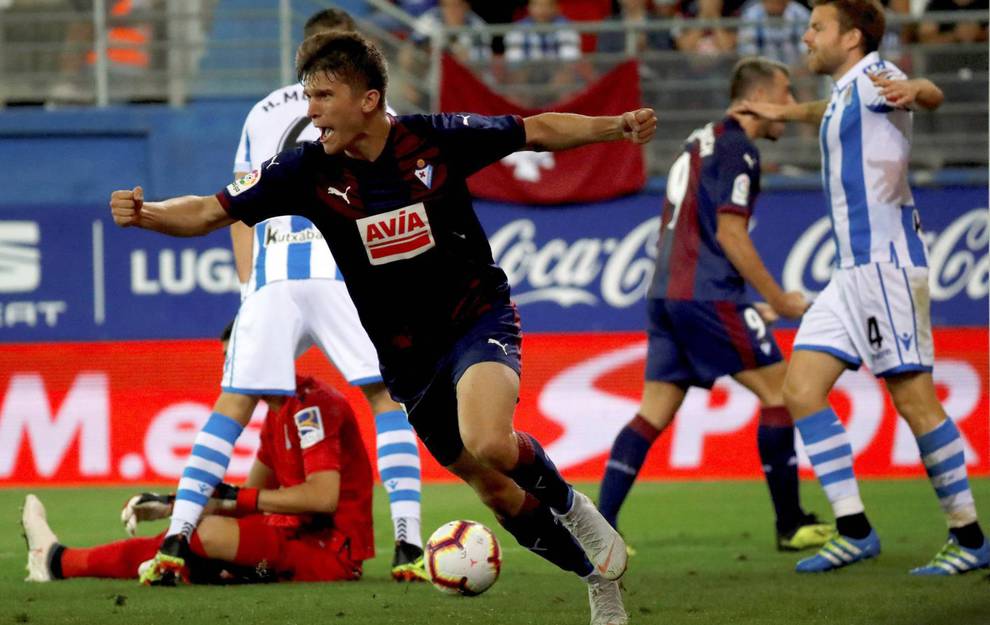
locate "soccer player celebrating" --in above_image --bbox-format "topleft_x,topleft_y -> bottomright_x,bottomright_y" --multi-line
737,0 -> 987,574
227,7 -> 426,581
598,57 -> 834,553
110,31 -> 656,624
22,323 -> 375,584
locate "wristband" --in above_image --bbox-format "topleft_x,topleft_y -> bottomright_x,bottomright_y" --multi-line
235,487 -> 260,514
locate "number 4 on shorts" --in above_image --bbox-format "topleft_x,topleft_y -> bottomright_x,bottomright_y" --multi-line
867,316 -> 883,350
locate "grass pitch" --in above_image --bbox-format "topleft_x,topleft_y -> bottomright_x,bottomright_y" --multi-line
1,479 -> 988,625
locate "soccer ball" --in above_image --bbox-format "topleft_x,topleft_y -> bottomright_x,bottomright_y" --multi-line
425,520 -> 502,596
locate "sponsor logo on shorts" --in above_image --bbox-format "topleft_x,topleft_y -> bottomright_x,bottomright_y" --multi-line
226,170 -> 261,196
355,203 -> 435,266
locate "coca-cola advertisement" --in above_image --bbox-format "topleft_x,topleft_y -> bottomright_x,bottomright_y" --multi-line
0,330 -> 985,485
475,186 -> 989,331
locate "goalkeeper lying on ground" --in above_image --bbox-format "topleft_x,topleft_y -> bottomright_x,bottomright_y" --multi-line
21,351 -> 375,584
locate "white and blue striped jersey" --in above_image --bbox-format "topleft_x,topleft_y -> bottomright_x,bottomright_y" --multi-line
234,83 -> 339,294
819,51 -> 928,270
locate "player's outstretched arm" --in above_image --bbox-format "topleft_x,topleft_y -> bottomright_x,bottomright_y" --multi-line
523,109 -> 657,151
716,212 -> 808,320
207,471 -> 341,517
110,187 -> 235,237
731,99 -> 828,126
870,76 -> 944,111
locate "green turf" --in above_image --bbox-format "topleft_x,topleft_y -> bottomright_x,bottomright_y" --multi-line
2,480 -> 988,625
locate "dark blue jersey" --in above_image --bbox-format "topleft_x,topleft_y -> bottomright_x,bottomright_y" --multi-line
648,117 -> 761,302
218,113 -> 527,400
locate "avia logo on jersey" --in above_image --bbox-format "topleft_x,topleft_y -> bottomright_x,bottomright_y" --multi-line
355,203 -> 435,266
263,224 -> 324,247
227,170 -> 261,197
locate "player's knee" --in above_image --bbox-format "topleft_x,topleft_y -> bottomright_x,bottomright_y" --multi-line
782,374 -> 822,416
462,434 -> 514,472
192,517 -> 225,557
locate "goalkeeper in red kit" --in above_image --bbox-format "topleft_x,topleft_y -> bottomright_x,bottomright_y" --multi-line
21,323 -> 375,584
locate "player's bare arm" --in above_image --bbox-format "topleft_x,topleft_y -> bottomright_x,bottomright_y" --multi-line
869,76 -> 944,111
716,212 -> 808,320
256,469 -> 340,515
110,187 -> 234,236
523,108 -> 657,151
731,99 -> 828,126
228,171 -> 256,284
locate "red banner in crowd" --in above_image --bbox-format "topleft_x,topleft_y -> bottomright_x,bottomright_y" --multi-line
1,329 -> 987,486
439,56 -> 646,205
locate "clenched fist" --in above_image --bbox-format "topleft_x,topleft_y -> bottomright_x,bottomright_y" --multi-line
110,186 -> 144,227
621,108 -> 657,145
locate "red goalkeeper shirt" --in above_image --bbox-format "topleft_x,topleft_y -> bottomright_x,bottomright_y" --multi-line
255,376 -> 375,561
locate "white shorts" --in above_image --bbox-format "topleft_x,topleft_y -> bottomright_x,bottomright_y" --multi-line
222,279 -> 381,394
793,263 -> 934,377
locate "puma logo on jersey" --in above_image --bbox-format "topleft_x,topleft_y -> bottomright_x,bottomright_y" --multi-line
327,184 -> 351,204
488,338 -> 509,356
266,157 -> 280,170
355,203 -> 435,266
457,114 -> 471,126
743,153 -> 755,169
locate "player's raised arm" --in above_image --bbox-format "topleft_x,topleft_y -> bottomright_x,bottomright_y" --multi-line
523,108 -> 657,151
869,76 -> 944,111
731,99 -> 829,126
110,187 -> 234,237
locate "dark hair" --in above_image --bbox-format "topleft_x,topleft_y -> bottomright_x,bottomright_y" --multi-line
729,56 -> 789,101
303,8 -> 356,39
296,32 -> 387,105
220,319 -> 235,343
812,0 -> 885,54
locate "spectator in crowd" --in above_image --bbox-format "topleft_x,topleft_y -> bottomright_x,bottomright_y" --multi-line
674,0 -> 737,55
736,0 -> 811,68
505,0 -> 582,64
410,0 -> 491,62
597,0 -> 676,54
504,0 -> 588,101
48,0 -> 155,105
918,0 -> 988,43
369,0 -> 439,37
399,0 -> 492,107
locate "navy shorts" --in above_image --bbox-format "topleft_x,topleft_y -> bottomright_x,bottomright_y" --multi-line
645,299 -> 783,389
403,303 -> 522,467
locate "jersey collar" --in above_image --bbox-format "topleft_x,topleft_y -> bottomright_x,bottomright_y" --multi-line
833,51 -> 881,92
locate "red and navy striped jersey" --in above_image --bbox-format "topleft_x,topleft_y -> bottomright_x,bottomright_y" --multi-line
647,116 -> 761,302
217,114 -> 526,400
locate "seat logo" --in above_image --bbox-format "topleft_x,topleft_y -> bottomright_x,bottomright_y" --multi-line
0,221 -> 41,293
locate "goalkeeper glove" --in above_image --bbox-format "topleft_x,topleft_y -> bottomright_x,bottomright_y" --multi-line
208,483 -> 260,516
121,493 -> 174,537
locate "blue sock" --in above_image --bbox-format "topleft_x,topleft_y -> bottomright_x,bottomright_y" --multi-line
757,406 -> 802,534
916,418 -> 980,545
496,493 -> 593,577
506,432 -> 573,514
168,412 -> 243,538
598,415 -> 660,528
794,407 -> 865,526
375,410 -> 423,548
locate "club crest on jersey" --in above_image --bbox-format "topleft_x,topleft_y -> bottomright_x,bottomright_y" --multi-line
227,170 -> 261,196
415,163 -> 434,189
355,203 -> 435,265
294,407 -> 325,449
